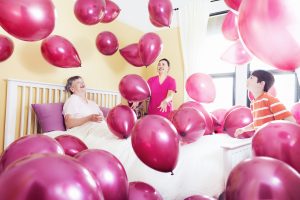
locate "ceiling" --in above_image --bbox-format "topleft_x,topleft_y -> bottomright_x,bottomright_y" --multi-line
113,0 -> 228,32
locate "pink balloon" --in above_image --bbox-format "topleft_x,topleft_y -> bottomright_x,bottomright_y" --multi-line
119,43 -> 144,67
129,181 -> 163,200
184,195 -> 216,200
221,11 -> 239,41
138,32 -> 163,66
74,0 -> 106,25
41,35 -> 81,68
106,105 -> 137,139
252,121 -> 300,173
0,154 -> 104,200
96,31 -> 119,55
186,73 -> 216,103
179,101 -> 214,135
0,35 -> 14,62
167,109 -> 178,121
0,0 -> 55,41
172,107 -> 206,144
238,0 -> 300,71
248,85 -> 277,101
119,74 -> 151,101
221,40 -> 252,65
291,102 -> 300,124
100,0 -> 120,23
131,115 -> 179,173
55,135 -> 88,157
224,0 -> 242,12
75,149 -> 128,200
211,108 -> 227,133
223,106 -> 254,138
0,135 -> 64,173
148,0 -> 173,27
225,157 -> 300,200
149,17 -> 164,27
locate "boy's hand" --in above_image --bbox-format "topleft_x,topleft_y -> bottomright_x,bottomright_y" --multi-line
158,100 -> 168,112
234,128 -> 244,138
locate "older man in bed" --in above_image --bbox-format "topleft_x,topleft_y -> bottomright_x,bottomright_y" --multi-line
63,76 -> 105,129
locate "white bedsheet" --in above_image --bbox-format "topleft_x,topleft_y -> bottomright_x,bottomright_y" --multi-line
44,122 -> 251,199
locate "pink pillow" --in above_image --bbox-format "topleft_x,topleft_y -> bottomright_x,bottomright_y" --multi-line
32,103 -> 66,133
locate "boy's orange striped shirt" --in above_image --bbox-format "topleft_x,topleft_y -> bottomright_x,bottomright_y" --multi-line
251,92 -> 292,129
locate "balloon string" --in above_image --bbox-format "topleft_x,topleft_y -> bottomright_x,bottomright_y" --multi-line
171,171 -> 174,175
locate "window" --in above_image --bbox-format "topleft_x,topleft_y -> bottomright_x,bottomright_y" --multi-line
249,58 -> 298,109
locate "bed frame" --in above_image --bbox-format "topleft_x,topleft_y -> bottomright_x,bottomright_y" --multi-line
4,79 -> 121,149
3,79 -> 252,186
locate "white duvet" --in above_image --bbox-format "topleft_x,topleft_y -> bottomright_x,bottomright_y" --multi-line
44,121 -> 251,200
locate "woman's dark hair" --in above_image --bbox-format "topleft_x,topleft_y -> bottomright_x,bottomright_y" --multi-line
251,70 -> 274,92
65,76 -> 81,94
159,58 -> 170,66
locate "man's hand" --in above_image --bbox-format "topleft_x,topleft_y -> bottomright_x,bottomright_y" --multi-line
158,100 -> 168,112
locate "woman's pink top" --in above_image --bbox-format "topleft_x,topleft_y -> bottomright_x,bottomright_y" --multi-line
147,75 -> 176,118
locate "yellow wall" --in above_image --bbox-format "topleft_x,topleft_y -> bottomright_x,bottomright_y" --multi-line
0,1 -> 184,152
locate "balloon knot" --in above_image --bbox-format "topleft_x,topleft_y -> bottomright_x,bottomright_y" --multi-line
171,171 -> 174,175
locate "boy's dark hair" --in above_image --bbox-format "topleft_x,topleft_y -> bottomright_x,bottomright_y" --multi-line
159,58 -> 170,66
65,76 -> 81,94
251,70 -> 274,92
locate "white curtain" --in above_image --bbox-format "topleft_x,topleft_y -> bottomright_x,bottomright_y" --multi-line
178,0 -> 210,100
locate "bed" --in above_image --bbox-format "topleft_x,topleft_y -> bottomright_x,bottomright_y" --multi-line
3,79 -> 253,199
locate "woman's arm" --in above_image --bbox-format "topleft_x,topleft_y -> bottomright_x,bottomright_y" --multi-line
64,114 -> 103,129
158,90 -> 175,112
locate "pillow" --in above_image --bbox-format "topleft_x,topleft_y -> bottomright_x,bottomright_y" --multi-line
32,103 -> 66,133
100,106 -> 111,118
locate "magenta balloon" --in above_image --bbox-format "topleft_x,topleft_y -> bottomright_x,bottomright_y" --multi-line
75,149 -> 129,200
291,102 -> 300,124
138,32 -> 163,66
119,43 -> 144,67
221,11 -> 239,41
149,17 -> 164,27
184,195 -> 216,200
131,115 -> 179,173
106,105 -> 137,139
148,0 -> 173,27
74,0 -> 106,25
179,101 -> 214,135
0,35 -> 14,62
238,0 -> 300,71
221,40 -> 252,65
223,106 -> 254,138
248,85 -> 276,101
0,0 -> 55,41
225,157 -> 300,200
129,181 -> 163,200
119,74 -> 151,101
0,154 -> 103,200
224,0 -> 242,12
252,121 -> 300,173
172,107 -> 206,143
186,73 -> 216,103
167,109 -> 178,121
0,135 -> 64,173
41,35 -> 81,68
96,31 -> 119,55
55,135 -> 88,157
100,0 -> 120,23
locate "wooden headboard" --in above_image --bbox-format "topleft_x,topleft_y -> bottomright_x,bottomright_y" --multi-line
4,79 -> 121,149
